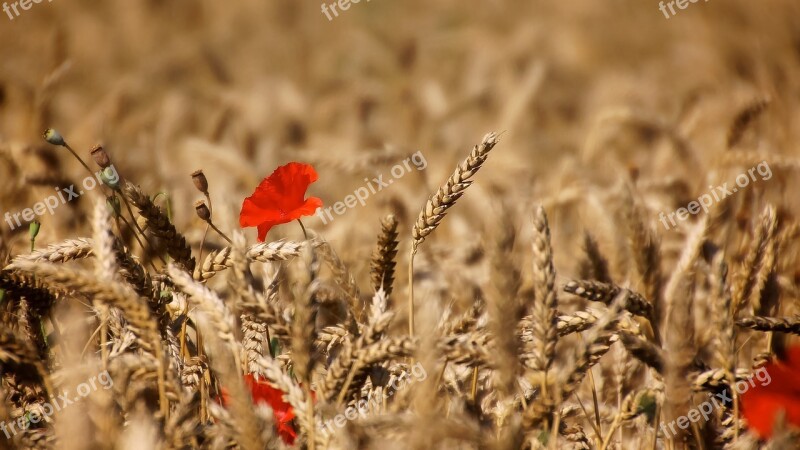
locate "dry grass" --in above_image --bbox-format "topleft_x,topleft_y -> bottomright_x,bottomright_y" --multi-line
1,1 -> 800,449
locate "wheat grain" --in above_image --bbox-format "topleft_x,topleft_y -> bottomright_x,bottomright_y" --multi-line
370,215 -> 399,297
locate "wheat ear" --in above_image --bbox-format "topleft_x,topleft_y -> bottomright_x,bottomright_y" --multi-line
124,181 -> 196,272
408,132 -> 499,335
370,215 -> 399,297
732,205 -> 777,318
528,205 -> 559,373
198,240 -> 307,281
8,260 -> 169,416
92,199 -> 118,368
578,232 -> 612,283
14,238 -> 94,264
727,98 -> 769,149
737,315 -> 800,334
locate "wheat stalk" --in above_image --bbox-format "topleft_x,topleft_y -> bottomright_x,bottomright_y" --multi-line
7,259 -> 169,416
408,132 -> 500,336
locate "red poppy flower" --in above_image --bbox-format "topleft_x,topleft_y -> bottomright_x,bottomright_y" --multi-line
240,162 -> 323,241
220,374 -> 298,444
740,346 -> 800,439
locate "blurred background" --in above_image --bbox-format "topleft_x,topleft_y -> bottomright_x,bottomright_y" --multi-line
1,0 -> 799,275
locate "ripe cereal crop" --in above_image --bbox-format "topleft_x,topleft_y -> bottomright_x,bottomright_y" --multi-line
0,1 -> 800,449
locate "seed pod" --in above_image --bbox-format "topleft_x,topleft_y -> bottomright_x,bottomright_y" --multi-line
99,166 -> 121,190
191,170 -> 209,194
29,220 -> 41,241
106,195 -> 121,218
90,145 -> 112,168
194,200 -> 211,221
43,129 -> 65,146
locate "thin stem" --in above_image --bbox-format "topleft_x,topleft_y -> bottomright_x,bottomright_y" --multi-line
208,221 -> 232,244
549,404 -> 563,450
574,392 -> 602,444
179,310 -> 190,362
336,363 -> 360,407
194,223 -> 210,280
470,366 -> 478,402
297,219 -> 309,240
118,215 -> 160,271
120,194 -> 166,264
62,143 -> 95,178
652,404 -> 661,450
582,335 -> 602,437
50,317 -> 67,358
155,343 -> 169,419
60,140 -> 160,265
80,319 -> 103,358
305,387 -> 316,450
201,369 -> 212,423
599,413 -> 622,450
265,328 -> 275,358
205,192 -> 213,216
99,309 -> 108,369
408,250 -> 415,337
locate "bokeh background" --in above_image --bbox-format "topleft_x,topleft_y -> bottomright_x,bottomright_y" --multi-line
1,0 -> 799,275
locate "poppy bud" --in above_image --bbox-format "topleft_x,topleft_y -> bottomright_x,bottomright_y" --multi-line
191,170 -> 209,194
106,195 -> 121,218
29,220 -> 41,241
90,145 -> 112,168
194,200 -> 211,221
99,166 -> 121,191
43,129 -> 65,146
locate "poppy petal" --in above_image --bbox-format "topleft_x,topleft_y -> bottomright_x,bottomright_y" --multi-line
740,346 -> 800,438
742,390 -> 800,437
254,162 -> 318,212
262,162 -> 318,199
294,196 -> 323,217
240,197 -> 283,226
239,162 -> 322,240
257,222 -> 276,242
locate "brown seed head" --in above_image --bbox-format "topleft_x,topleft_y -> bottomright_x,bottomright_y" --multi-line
90,145 -> 112,168
191,170 -> 209,194
194,200 -> 211,221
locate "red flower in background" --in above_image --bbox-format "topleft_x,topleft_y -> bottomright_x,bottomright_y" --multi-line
240,162 -> 322,241
740,346 -> 800,439
220,374 -> 298,444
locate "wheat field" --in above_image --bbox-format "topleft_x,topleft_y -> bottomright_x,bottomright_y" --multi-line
0,1 -> 799,449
